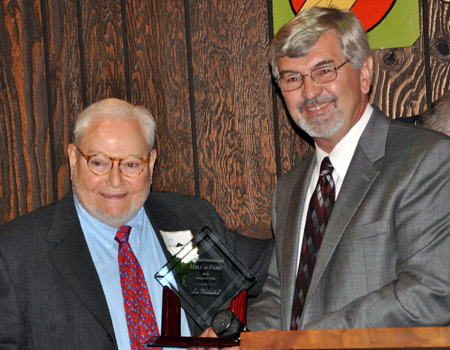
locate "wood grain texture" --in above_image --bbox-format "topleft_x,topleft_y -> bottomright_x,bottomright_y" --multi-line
125,0 -> 195,195
188,0 -> 275,238
371,43 -> 427,119
79,0 -> 127,102
427,0 -> 450,102
0,0 -> 52,222
43,0 -> 82,199
241,327 -> 450,350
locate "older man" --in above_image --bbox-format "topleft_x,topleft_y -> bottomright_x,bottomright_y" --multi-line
0,98 -> 272,349
245,7 -> 450,331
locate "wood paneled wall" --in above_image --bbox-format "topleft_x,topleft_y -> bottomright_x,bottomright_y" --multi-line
1,0 -> 449,238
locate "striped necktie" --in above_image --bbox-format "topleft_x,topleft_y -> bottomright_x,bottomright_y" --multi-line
291,157 -> 335,330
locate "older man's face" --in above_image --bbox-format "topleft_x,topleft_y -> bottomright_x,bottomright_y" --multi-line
68,116 -> 157,228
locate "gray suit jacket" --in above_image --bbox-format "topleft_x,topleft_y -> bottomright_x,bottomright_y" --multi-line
247,107 -> 450,331
0,191 -> 273,349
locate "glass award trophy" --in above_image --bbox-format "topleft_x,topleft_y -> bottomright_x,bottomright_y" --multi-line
146,226 -> 256,348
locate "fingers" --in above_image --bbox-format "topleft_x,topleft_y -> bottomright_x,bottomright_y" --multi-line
188,327 -> 240,350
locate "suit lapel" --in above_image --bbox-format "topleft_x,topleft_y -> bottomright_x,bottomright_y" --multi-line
46,194 -> 115,336
301,109 -> 389,325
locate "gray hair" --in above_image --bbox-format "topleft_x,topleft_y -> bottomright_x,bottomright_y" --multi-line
73,98 -> 156,149
417,90 -> 450,134
269,7 -> 372,80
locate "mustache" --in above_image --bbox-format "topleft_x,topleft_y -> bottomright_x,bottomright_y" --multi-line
298,96 -> 336,110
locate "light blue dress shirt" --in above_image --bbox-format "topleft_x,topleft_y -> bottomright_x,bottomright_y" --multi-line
74,195 -> 190,350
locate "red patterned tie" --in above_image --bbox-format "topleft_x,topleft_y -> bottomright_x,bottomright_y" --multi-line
291,157 -> 335,330
115,225 -> 159,349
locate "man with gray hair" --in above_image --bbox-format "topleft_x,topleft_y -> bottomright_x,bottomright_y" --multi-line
244,6 -> 450,332
417,90 -> 450,136
0,98 -> 273,349
198,9 -> 449,344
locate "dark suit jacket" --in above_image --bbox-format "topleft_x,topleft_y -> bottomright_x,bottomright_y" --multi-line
247,107 -> 450,331
0,191 -> 273,349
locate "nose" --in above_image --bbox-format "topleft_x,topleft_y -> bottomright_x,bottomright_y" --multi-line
106,161 -> 125,187
302,74 -> 322,100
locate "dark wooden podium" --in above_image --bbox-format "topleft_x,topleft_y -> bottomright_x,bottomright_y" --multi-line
241,327 -> 450,350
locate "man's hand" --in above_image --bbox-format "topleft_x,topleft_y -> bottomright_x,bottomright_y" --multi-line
188,327 -> 240,350
200,327 -> 219,338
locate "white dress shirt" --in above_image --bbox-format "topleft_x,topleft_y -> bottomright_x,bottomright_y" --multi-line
296,104 -> 373,268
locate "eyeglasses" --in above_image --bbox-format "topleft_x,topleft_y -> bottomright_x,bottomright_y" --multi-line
277,57 -> 353,92
75,146 -> 150,177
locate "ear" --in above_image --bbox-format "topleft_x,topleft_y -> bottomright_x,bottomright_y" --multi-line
359,55 -> 373,95
147,149 -> 157,178
67,144 -> 78,175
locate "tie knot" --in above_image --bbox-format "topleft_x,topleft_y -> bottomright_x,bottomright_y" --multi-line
115,225 -> 132,244
320,157 -> 334,177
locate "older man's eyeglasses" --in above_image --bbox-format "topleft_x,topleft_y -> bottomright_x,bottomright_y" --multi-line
75,146 -> 150,178
277,57 -> 353,92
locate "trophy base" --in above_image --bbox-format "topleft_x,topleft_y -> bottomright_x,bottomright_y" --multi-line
145,287 -> 246,348
145,336 -> 238,348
